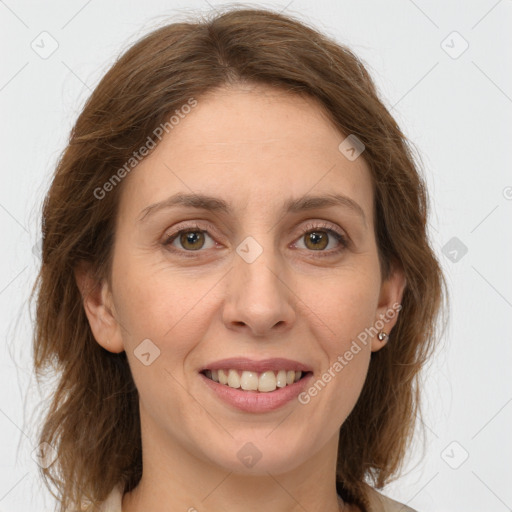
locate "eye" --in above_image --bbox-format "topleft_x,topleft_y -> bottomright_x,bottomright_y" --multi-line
162,221 -> 348,258
163,223 -> 217,254
293,221 -> 348,256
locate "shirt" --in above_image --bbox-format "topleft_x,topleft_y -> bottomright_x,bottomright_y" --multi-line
94,483 -> 418,512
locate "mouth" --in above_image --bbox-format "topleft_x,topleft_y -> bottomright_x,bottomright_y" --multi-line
200,368 -> 313,393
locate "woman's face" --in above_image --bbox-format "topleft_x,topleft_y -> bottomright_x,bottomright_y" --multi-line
82,84 -> 405,479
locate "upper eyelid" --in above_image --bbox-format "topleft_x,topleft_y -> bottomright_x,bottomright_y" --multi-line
164,221 -> 219,241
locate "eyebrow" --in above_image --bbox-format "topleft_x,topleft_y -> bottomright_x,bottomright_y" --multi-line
138,192 -> 367,227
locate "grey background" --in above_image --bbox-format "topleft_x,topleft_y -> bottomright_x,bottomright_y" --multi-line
1,1 -> 511,510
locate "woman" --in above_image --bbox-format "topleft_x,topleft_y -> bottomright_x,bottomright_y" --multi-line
32,7 -> 446,512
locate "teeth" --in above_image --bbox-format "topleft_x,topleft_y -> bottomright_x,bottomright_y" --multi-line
258,371 -> 276,392
276,370 -> 287,388
205,369 -> 304,392
218,369 -> 228,385
227,369 -> 240,388
240,371 -> 259,391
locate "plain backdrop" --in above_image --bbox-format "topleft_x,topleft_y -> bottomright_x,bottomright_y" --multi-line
1,1 -> 511,511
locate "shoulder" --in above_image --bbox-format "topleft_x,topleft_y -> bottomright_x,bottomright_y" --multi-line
363,484 -> 418,512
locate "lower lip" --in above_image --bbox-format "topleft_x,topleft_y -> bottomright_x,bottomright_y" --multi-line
199,372 -> 313,413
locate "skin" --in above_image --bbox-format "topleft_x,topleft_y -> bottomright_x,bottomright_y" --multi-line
76,83 -> 406,512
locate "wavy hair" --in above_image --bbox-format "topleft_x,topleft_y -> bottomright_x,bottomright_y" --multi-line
31,6 -> 447,511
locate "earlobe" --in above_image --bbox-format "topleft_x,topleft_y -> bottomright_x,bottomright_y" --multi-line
74,262 -> 124,354
371,260 -> 407,352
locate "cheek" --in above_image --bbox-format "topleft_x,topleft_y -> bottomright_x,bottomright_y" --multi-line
112,255 -> 219,360
113,246 -> 178,330
298,268 -> 379,403
302,268 -> 380,345
304,281 -> 375,416
113,270 -> 213,418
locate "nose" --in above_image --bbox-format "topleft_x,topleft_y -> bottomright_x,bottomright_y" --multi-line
222,242 -> 296,337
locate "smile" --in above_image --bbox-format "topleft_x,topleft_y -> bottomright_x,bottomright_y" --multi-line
201,368 -> 310,393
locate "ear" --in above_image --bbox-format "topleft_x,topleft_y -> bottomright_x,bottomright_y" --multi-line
74,261 -> 124,354
371,259 -> 407,352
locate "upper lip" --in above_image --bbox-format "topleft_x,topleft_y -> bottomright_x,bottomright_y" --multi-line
200,357 -> 313,373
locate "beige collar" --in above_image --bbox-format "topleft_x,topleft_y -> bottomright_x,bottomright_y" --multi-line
363,483 -> 418,512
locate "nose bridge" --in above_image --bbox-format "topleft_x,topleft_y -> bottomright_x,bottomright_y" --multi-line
234,232 -> 284,303
237,235 -> 280,293
223,232 -> 295,334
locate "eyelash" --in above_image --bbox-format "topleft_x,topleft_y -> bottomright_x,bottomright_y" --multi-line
163,221 -> 349,258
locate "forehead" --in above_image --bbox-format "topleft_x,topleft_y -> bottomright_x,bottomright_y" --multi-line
118,84 -> 374,226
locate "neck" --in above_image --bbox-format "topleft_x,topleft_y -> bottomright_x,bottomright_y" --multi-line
121,408 -> 345,512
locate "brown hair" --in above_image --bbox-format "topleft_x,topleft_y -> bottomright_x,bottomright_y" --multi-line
31,6 -> 447,511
